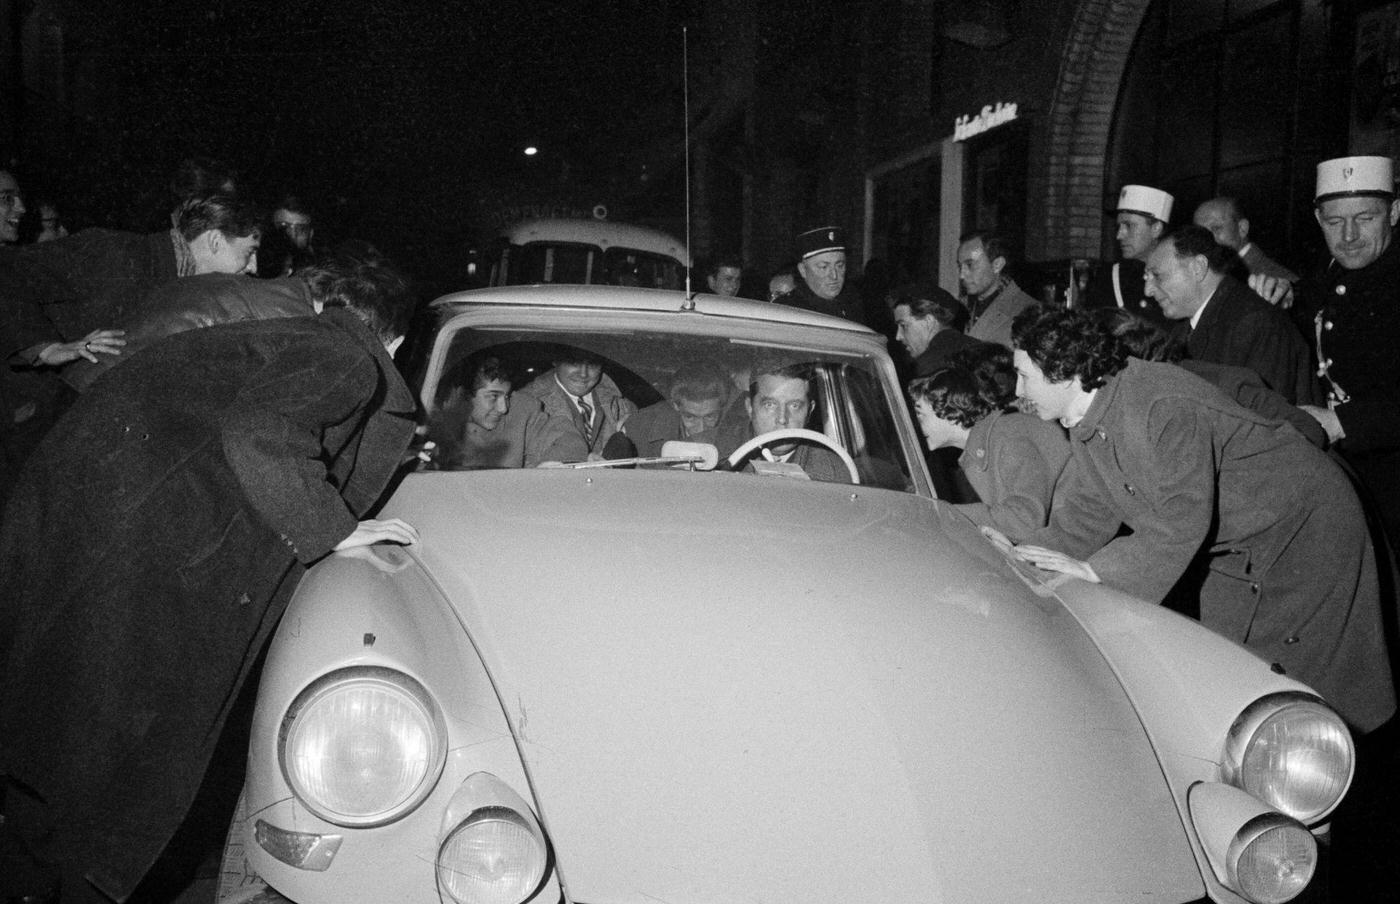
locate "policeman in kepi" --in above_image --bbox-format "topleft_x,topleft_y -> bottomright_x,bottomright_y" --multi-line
1296,155 -> 1400,549
1081,183 -> 1175,327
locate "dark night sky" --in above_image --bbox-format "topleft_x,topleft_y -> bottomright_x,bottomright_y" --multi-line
91,0 -> 696,284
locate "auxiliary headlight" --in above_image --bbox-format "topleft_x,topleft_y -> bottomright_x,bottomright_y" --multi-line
1190,782 -> 1317,904
438,806 -> 549,904
1223,693 -> 1354,825
279,666 -> 447,827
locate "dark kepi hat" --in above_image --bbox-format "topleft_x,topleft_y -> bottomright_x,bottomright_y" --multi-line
796,226 -> 846,260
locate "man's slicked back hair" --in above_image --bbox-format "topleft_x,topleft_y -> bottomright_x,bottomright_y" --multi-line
302,245 -> 414,343
175,194 -> 263,242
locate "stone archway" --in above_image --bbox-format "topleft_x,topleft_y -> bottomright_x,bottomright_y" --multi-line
1027,0 -> 1153,261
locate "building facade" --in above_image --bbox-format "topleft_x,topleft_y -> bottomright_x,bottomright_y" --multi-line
686,0 -> 1375,302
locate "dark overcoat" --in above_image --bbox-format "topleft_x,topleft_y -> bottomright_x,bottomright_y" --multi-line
0,229 -> 182,506
912,330 -> 987,377
777,281 -> 867,325
0,308 -> 416,900
1034,360 -> 1395,730
0,228 -> 180,347
1184,274 -> 1324,406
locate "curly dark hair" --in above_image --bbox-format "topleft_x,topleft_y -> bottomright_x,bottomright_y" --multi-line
1093,308 -> 1184,363
908,367 -> 987,429
907,345 -> 1015,429
1011,307 -> 1128,390
950,343 -> 1016,408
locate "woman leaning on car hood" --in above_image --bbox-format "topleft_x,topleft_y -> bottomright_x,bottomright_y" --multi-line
0,250 -> 419,904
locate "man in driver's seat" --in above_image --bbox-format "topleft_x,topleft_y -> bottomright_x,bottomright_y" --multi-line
720,362 -> 852,483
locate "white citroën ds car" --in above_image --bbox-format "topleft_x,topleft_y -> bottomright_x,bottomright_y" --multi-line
219,285 -> 1352,904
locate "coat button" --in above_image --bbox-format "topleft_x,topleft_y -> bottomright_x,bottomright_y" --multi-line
238,592 -> 251,606
975,448 -> 985,458
1250,582 -> 1260,594
1284,636 -> 1300,644
1335,284 -> 1347,295
1124,483 -> 1135,495
1324,321 -> 1334,330
1096,428 -> 1106,439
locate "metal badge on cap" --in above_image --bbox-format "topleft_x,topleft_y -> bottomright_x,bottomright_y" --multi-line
1315,156 -> 1395,202
796,226 -> 846,260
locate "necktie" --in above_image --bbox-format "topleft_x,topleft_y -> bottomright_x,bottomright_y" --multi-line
577,396 -> 593,431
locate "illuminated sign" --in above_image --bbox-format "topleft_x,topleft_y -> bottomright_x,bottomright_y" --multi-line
953,102 -> 1019,141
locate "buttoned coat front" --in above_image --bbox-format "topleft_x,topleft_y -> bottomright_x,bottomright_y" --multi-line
1034,360 -> 1394,730
0,308 -> 416,900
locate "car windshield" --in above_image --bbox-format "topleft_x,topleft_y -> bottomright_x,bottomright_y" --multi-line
508,243 -> 685,289
421,311 -> 925,494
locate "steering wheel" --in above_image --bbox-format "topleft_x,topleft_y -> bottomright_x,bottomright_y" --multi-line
725,428 -> 861,484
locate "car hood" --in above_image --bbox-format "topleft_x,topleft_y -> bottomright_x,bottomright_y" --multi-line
387,470 -> 1202,904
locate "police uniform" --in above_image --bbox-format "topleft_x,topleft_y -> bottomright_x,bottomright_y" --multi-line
1081,184 -> 1175,327
1296,156 -> 1400,545
778,226 -> 867,325
1299,214 -> 1400,544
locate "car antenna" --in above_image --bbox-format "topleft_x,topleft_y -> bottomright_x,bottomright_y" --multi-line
681,25 -> 696,311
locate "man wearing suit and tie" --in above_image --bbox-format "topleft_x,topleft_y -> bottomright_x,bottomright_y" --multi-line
516,351 -> 638,463
1145,224 -> 1323,407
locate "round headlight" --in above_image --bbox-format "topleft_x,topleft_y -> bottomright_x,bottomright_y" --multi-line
438,807 -> 548,904
1223,693 -> 1354,824
280,667 -> 447,827
1228,813 -> 1317,904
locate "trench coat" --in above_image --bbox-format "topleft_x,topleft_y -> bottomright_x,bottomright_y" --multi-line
0,308 -> 416,900
1033,359 -> 1394,730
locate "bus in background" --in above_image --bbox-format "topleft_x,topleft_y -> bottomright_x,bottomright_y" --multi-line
489,218 -> 690,289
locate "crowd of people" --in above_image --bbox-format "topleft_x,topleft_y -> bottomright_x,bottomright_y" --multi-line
703,155 -> 1400,899
0,159 -> 423,904
3,146 -> 1399,901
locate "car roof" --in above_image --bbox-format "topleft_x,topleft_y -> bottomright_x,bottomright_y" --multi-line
498,218 -> 689,265
428,284 -> 877,335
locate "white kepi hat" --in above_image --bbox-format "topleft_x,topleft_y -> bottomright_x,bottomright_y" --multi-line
1116,184 -> 1174,222
1315,156 -> 1396,202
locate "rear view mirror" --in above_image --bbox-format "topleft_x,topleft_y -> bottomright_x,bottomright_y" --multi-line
659,441 -> 719,471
